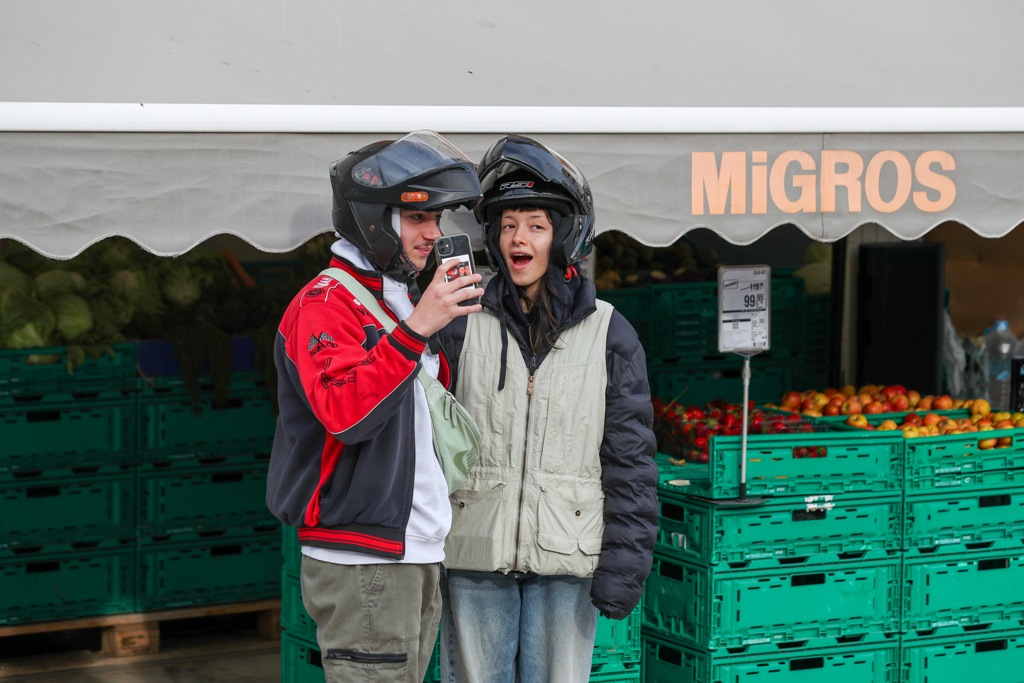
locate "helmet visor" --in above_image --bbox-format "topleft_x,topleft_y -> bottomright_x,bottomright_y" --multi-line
350,130 -> 472,190
478,136 -> 588,202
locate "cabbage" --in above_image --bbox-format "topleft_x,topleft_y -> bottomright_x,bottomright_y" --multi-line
34,269 -> 84,300
50,293 -> 93,341
2,321 -> 54,349
109,268 -> 164,312
88,293 -> 134,333
0,262 -> 32,294
96,237 -> 142,269
0,289 -> 56,348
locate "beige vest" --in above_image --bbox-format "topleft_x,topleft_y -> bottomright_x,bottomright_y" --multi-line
444,301 -> 614,576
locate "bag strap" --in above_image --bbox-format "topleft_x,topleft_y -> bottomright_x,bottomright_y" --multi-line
319,267 -> 434,387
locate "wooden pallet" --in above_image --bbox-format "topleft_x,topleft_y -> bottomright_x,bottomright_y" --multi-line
0,599 -> 280,658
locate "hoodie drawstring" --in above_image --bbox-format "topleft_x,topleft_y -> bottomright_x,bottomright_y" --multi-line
498,315 -> 509,392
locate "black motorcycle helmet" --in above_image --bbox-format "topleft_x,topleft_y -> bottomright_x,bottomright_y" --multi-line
475,134 -> 595,268
330,130 -> 482,278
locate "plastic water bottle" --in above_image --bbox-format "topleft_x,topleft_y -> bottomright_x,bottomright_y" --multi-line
984,320 -> 1017,411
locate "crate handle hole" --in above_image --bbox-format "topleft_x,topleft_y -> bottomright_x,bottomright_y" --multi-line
790,657 -> 824,671
791,573 -> 825,586
976,639 -> 1008,653
978,558 -> 1010,571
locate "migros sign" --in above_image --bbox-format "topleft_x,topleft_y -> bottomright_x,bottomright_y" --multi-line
691,149 -> 956,216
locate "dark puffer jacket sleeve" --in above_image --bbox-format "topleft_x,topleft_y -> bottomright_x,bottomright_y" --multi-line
590,310 -> 659,620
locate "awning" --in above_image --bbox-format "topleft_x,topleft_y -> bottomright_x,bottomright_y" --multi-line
4,126 -> 1024,258
3,0 -> 1024,257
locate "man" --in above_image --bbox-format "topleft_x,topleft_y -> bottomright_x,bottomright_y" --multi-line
266,131 -> 483,682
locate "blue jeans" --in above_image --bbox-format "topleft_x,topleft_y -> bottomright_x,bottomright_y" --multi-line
440,569 -> 598,683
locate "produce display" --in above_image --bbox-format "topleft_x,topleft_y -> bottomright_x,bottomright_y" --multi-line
764,383 -> 1024,446
0,235 -> 332,398
652,397 -> 817,463
764,384 -> 970,417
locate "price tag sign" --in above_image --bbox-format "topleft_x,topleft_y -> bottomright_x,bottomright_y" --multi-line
718,265 -> 771,355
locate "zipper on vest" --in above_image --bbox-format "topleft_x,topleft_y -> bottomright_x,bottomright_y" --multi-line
512,362 -> 537,572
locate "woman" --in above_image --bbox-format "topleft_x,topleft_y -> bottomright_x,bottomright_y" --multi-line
436,135 -> 659,682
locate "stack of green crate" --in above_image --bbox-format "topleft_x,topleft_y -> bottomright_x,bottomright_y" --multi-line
642,428 -> 905,682
869,415 -> 1024,680
280,524 -> 641,683
599,273 -> 826,407
134,364 -> 280,612
0,339 -> 282,628
799,294 -> 831,390
0,344 -> 139,626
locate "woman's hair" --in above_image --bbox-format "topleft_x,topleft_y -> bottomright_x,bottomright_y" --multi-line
503,205 -> 565,353
521,276 -> 564,353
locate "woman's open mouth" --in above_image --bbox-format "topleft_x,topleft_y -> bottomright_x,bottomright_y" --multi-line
510,253 -> 533,267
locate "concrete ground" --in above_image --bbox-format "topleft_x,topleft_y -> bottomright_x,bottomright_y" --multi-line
0,614 -> 281,683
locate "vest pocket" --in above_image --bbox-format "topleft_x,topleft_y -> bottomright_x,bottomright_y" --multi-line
536,487 -> 605,557
445,483 -> 506,570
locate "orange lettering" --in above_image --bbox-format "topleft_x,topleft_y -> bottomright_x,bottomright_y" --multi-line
770,151 -> 816,214
820,150 -> 864,213
914,150 -> 956,212
692,152 -> 746,215
865,151 -> 912,213
751,151 -> 769,214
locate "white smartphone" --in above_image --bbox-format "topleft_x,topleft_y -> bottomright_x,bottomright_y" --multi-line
434,233 -> 479,306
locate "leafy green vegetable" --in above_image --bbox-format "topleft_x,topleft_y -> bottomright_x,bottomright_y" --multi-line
0,262 -> 32,295
0,288 -> 56,349
50,293 -> 94,342
34,269 -> 84,300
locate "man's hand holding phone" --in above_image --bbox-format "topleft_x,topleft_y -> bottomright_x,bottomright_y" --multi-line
403,236 -> 483,338
434,234 -> 480,308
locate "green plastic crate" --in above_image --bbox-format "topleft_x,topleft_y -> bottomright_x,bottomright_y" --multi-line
0,539 -> 136,625
281,568 -> 317,643
903,426 -> 1023,490
135,523 -> 282,611
647,359 -> 792,406
597,287 -> 651,351
280,631 -> 324,683
661,431 -> 903,499
138,460 -> 274,534
904,486 -> 1024,554
642,630 -> 900,683
0,343 -> 137,398
645,276 -> 805,363
906,467 -> 1024,492
282,523 -> 301,573
0,469 -> 135,547
901,624 -> 1024,683
590,670 -> 639,683
655,490 -> 903,567
643,551 -> 902,648
592,605 -> 642,676
0,393 -> 136,473
830,414 -> 1024,490
903,547 -> 1024,631
138,382 -> 276,460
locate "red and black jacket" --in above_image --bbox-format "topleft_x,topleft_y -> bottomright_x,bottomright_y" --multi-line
265,257 -> 451,560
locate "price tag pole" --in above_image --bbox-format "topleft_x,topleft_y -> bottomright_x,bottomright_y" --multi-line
717,265 -> 771,500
